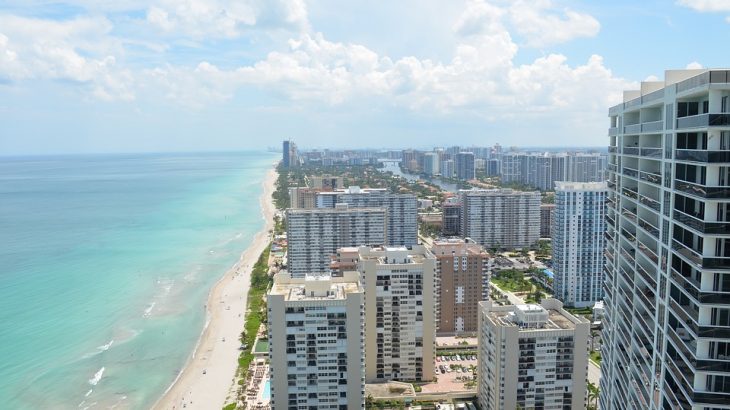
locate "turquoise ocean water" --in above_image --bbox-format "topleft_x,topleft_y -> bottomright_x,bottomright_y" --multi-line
0,152 -> 276,409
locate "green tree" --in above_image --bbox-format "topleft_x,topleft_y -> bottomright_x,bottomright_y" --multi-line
587,381 -> 600,410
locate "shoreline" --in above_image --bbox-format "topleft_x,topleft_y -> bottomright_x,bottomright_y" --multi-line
152,164 -> 278,410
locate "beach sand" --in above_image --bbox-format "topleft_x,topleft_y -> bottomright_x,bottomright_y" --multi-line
152,165 -> 278,410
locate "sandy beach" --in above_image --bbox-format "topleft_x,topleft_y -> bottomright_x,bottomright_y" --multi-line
153,165 -> 278,410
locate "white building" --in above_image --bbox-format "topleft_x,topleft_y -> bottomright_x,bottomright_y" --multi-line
441,159 -> 455,178
552,181 -> 608,307
286,205 -> 386,277
601,68 -> 730,410
424,152 -> 440,176
316,186 -> 418,247
268,272 -> 364,410
478,299 -> 590,410
459,189 -> 541,249
357,245 -> 436,382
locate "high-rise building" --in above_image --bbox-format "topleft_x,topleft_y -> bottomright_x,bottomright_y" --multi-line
500,152 -> 608,190
309,175 -> 344,189
477,299 -> 590,410
601,69 -> 730,410
358,245 -> 436,382
282,139 -> 298,168
456,152 -> 476,181
286,205 -> 386,277
459,189 -> 541,249
442,201 -> 462,236
316,187 -> 418,246
430,238 -> 491,334
289,186 -> 323,209
424,152 -> 440,176
441,159 -> 455,178
566,153 -> 608,183
540,203 -> 555,238
268,272 -> 364,410
552,181 -> 608,307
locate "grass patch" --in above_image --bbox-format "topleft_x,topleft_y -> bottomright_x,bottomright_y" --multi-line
565,306 -> 593,316
222,403 -> 237,410
590,351 -> 601,366
491,269 -> 532,292
237,244 -> 272,379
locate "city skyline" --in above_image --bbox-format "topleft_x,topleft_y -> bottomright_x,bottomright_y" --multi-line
3,1 -> 730,154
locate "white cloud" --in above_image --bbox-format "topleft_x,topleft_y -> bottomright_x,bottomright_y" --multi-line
0,15 -> 134,100
686,61 -> 704,69
677,0 -> 730,12
507,0 -> 601,47
145,0 -> 310,39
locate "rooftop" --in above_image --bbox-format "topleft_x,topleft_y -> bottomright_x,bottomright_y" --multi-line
482,299 -> 582,331
430,238 -> 488,257
269,272 -> 361,302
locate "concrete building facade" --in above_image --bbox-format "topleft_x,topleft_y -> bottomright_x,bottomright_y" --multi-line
552,181 -> 608,308
478,299 -> 590,410
268,272 -> 364,410
358,246 -> 436,383
456,152 -> 476,181
601,68 -> 730,410
459,189 -> 541,249
316,187 -> 418,247
286,206 -> 386,277
540,203 -> 555,238
430,238 -> 491,334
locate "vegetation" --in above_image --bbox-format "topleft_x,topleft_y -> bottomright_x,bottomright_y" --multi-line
419,221 -> 440,238
535,239 -> 551,259
590,350 -> 602,365
541,192 -> 555,203
236,244 -> 272,381
222,403 -> 237,410
273,164 -> 291,209
273,214 -> 285,236
587,381 -> 600,410
491,269 -> 533,292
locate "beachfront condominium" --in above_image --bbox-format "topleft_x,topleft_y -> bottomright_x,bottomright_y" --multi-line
357,245 -> 436,382
477,299 -> 590,410
540,203 -> 555,238
601,68 -> 730,410
430,238 -> 491,334
501,152 -> 607,191
267,272 -> 364,410
282,139 -> 298,168
424,152 -> 440,176
286,205 -> 386,277
552,181 -> 608,308
459,188 -> 541,249
316,186 -> 418,247
456,152 -> 475,181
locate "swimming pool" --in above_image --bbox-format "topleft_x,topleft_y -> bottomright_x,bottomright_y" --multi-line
543,269 -> 554,278
262,379 -> 271,400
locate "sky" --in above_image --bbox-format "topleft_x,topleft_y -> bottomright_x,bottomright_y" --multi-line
1,0 -> 729,155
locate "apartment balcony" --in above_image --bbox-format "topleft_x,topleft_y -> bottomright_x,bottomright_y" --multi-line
675,149 -> 730,163
623,167 -> 639,179
637,242 -> 659,264
638,194 -> 661,212
636,264 -> 657,288
637,217 -> 660,239
639,171 -> 662,186
640,147 -> 663,158
608,163 -> 618,172
675,179 -> 730,199
673,210 -> 730,235
672,239 -> 730,270
676,113 -> 730,129
622,186 -> 639,200
623,145 -> 640,155
640,120 -> 664,133
609,128 -> 619,137
607,180 -> 617,190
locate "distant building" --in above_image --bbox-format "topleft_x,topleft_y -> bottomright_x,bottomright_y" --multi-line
459,189 -> 541,249
286,206 -> 386,277
358,246 -> 436,382
316,187 -> 418,246
442,201 -> 462,236
478,299 -> 589,410
424,152 -> 440,176
500,152 -> 607,190
268,272 -> 364,409
552,181 -> 607,308
308,175 -> 344,189
430,238 -> 491,334
282,139 -> 298,168
441,159 -> 455,178
540,203 -> 555,238
288,186 -> 323,209
456,152 -> 476,181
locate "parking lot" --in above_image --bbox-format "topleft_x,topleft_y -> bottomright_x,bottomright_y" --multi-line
420,354 -> 478,393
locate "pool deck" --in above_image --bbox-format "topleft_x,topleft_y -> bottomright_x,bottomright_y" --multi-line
244,361 -> 270,409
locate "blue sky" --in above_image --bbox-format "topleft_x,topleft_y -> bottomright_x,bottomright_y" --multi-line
1,0 -> 729,154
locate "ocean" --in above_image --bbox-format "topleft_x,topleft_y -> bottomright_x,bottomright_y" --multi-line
0,152 -> 276,409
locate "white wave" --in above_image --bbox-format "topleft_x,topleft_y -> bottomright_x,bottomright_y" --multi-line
84,389 -> 93,398
97,340 -> 114,351
143,302 -> 156,318
88,367 -> 105,386
109,395 -> 127,409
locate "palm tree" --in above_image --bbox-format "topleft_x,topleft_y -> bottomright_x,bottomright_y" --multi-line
587,381 -> 600,410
